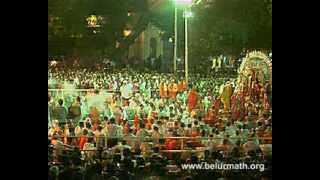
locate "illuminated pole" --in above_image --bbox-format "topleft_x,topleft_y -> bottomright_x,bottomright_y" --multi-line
184,8 -> 189,84
173,7 -> 177,74
174,0 -> 193,76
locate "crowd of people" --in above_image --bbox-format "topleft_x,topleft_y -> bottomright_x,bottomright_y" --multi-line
48,63 -> 272,179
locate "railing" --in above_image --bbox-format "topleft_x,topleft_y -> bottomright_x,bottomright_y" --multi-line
48,89 -> 158,93
48,136 -> 272,140
49,136 -> 272,153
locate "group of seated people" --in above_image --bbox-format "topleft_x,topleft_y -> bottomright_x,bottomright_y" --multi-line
48,66 -> 272,180
48,66 -> 236,91
49,129 -> 271,180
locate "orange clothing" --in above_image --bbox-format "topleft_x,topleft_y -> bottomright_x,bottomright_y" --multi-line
188,130 -> 202,148
123,99 -> 129,107
165,139 -> 180,150
151,111 -> 157,121
264,132 -> 272,144
123,123 -> 129,135
187,90 -> 198,113
147,112 -> 155,125
204,108 -> 213,125
79,135 -> 87,150
89,107 -> 99,128
178,80 -> 186,92
159,82 -> 168,98
63,131 -> 68,144
144,117 -> 152,130
92,123 -> 98,131
214,98 -> 221,111
133,114 -> 139,133
168,83 -> 178,99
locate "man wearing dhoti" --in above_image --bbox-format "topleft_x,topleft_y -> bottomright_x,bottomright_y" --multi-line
120,80 -> 133,106
187,87 -> 198,113
210,56 -> 217,71
168,80 -> 178,99
159,80 -> 168,98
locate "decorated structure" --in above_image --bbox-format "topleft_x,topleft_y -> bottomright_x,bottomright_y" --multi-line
235,51 -> 272,93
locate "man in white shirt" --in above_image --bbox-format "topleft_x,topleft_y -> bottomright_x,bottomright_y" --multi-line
120,81 -> 133,107
211,56 -> 216,70
180,109 -> 190,125
94,126 -> 106,149
74,122 -> 84,138
112,140 -> 132,154
120,81 -> 133,99
158,106 -> 168,119
83,137 -> 96,161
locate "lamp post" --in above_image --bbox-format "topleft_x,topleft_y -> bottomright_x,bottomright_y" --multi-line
174,0 -> 193,83
173,6 -> 177,74
184,9 -> 193,85
185,11 -> 188,83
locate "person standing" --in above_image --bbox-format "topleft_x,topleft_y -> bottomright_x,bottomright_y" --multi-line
187,87 -> 198,113
220,81 -> 233,112
159,79 -> 168,99
265,80 -> 272,108
168,80 -> 178,99
94,125 -> 105,150
48,95 -> 52,128
83,137 -> 96,161
53,99 -> 68,127
69,96 -> 82,126
120,80 -> 133,107
178,78 -> 186,93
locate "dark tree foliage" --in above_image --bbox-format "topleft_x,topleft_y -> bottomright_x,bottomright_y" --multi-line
48,0 -> 271,59
147,0 -> 271,62
189,0 -> 272,58
48,0 -> 141,56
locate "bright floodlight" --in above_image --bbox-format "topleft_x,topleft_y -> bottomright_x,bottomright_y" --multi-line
174,0 -> 193,5
50,61 -> 58,67
123,29 -> 132,37
196,0 -> 202,5
183,10 -> 193,18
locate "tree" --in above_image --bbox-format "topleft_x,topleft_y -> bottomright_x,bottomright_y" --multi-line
189,0 -> 272,59
48,0 -> 135,57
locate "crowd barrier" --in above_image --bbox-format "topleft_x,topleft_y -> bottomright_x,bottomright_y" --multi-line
48,136 -> 272,141
48,89 -> 158,92
49,136 -> 272,153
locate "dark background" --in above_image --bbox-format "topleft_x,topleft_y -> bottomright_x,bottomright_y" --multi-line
0,0 -> 314,179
